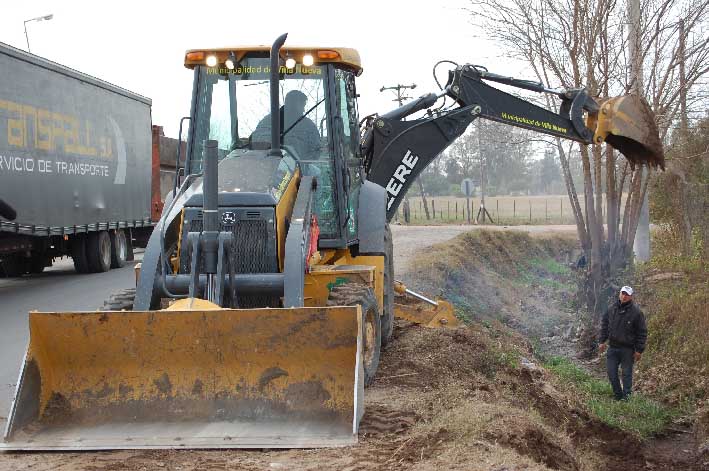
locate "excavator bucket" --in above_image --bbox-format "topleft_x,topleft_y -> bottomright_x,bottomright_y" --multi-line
2,305 -> 364,450
394,298 -> 459,328
591,94 -> 665,169
393,281 -> 459,328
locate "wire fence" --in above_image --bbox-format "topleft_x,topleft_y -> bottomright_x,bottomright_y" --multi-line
394,195 -> 626,225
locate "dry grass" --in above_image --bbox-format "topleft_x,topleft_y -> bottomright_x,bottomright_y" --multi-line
634,228 -> 709,407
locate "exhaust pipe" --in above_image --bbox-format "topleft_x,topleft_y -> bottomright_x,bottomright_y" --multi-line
269,33 -> 288,157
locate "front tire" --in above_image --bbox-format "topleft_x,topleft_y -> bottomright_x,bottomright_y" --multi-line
381,223 -> 395,348
101,288 -> 136,311
327,283 -> 381,386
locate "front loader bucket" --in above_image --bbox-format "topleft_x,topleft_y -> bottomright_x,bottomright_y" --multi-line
2,306 -> 364,450
592,94 -> 665,168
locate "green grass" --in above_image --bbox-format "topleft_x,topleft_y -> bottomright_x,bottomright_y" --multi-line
516,257 -> 575,292
544,356 -> 684,438
529,257 -> 571,276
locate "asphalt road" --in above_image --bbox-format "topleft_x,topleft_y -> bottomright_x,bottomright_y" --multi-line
0,254 -> 142,433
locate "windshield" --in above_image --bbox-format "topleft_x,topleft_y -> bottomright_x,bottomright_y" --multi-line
189,57 -> 340,237
190,57 -> 330,171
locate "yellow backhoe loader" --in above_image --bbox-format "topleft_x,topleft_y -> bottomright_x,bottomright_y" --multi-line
2,33 -> 663,450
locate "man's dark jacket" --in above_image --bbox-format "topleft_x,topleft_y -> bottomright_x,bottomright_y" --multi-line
600,300 -> 648,353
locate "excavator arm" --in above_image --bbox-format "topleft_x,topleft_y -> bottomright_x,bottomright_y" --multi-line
362,64 -> 664,220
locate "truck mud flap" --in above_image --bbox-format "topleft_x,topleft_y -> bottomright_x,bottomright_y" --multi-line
2,306 -> 364,450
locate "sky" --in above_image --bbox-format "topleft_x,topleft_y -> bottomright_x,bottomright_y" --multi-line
1,0 -> 526,138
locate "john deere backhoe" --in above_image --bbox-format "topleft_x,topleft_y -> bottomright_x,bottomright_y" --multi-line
2,33 -> 663,450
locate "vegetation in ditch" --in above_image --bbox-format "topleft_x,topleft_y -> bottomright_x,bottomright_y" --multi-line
544,356 -> 685,438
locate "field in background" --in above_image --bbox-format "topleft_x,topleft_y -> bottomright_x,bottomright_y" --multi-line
397,195 -> 628,225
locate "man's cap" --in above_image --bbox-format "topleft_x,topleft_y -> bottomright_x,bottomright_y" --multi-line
620,286 -> 634,296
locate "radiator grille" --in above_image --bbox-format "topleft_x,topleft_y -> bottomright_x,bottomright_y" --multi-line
181,208 -> 279,308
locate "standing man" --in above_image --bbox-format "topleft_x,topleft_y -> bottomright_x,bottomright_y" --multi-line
599,286 -> 648,401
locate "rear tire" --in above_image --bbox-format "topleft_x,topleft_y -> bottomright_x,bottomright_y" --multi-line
101,287 -> 136,311
29,254 -> 46,274
71,234 -> 91,274
87,231 -> 112,273
110,229 -> 127,268
381,223 -> 395,348
0,256 -> 22,277
327,283 -> 381,386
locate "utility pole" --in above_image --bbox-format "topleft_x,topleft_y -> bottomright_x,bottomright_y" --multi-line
380,83 -> 431,221
380,84 -> 417,107
629,0 -> 650,262
475,120 -> 494,224
679,19 -> 688,139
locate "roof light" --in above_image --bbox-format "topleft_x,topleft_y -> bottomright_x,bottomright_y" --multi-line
317,50 -> 340,60
225,52 -> 236,70
302,54 -> 314,67
186,51 -> 205,62
285,56 -> 296,69
206,54 -> 218,67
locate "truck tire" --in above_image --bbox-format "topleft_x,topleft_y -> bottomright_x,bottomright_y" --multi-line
29,254 -> 46,274
110,229 -> 127,268
126,229 -> 135,262
327,283 -> 381,386
381,223 -> 395,348
100,288 -> 136,311
0,256 -> 22,277
71,234 -> 91,274
87,231 -> 112,273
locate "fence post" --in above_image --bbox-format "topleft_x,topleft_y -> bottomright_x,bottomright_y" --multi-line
545,199 -> 548,222
496,199 -> 499,221
513,199 -> 516,220
432,199 -> 436,219
560,199 -> 563,223
447,201 -> 450,220
529,200 -> 532,223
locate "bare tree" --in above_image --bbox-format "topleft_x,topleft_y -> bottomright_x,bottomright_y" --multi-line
468,0 -> 709,336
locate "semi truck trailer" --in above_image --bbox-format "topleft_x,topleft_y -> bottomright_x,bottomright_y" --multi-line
0,42 -> 155,275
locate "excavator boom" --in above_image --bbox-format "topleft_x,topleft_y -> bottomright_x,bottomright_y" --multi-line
363,64 -> 665,219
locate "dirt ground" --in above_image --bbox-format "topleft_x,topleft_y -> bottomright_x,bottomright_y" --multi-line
1,226 -> 705,470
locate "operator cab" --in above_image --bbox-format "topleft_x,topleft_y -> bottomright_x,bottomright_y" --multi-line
182,47 -> 363,245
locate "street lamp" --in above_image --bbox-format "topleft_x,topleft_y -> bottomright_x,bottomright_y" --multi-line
24,14 -> 53,53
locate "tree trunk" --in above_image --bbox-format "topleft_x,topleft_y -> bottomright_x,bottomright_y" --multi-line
556,140 -> 590,251
417,179 -> 431,220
